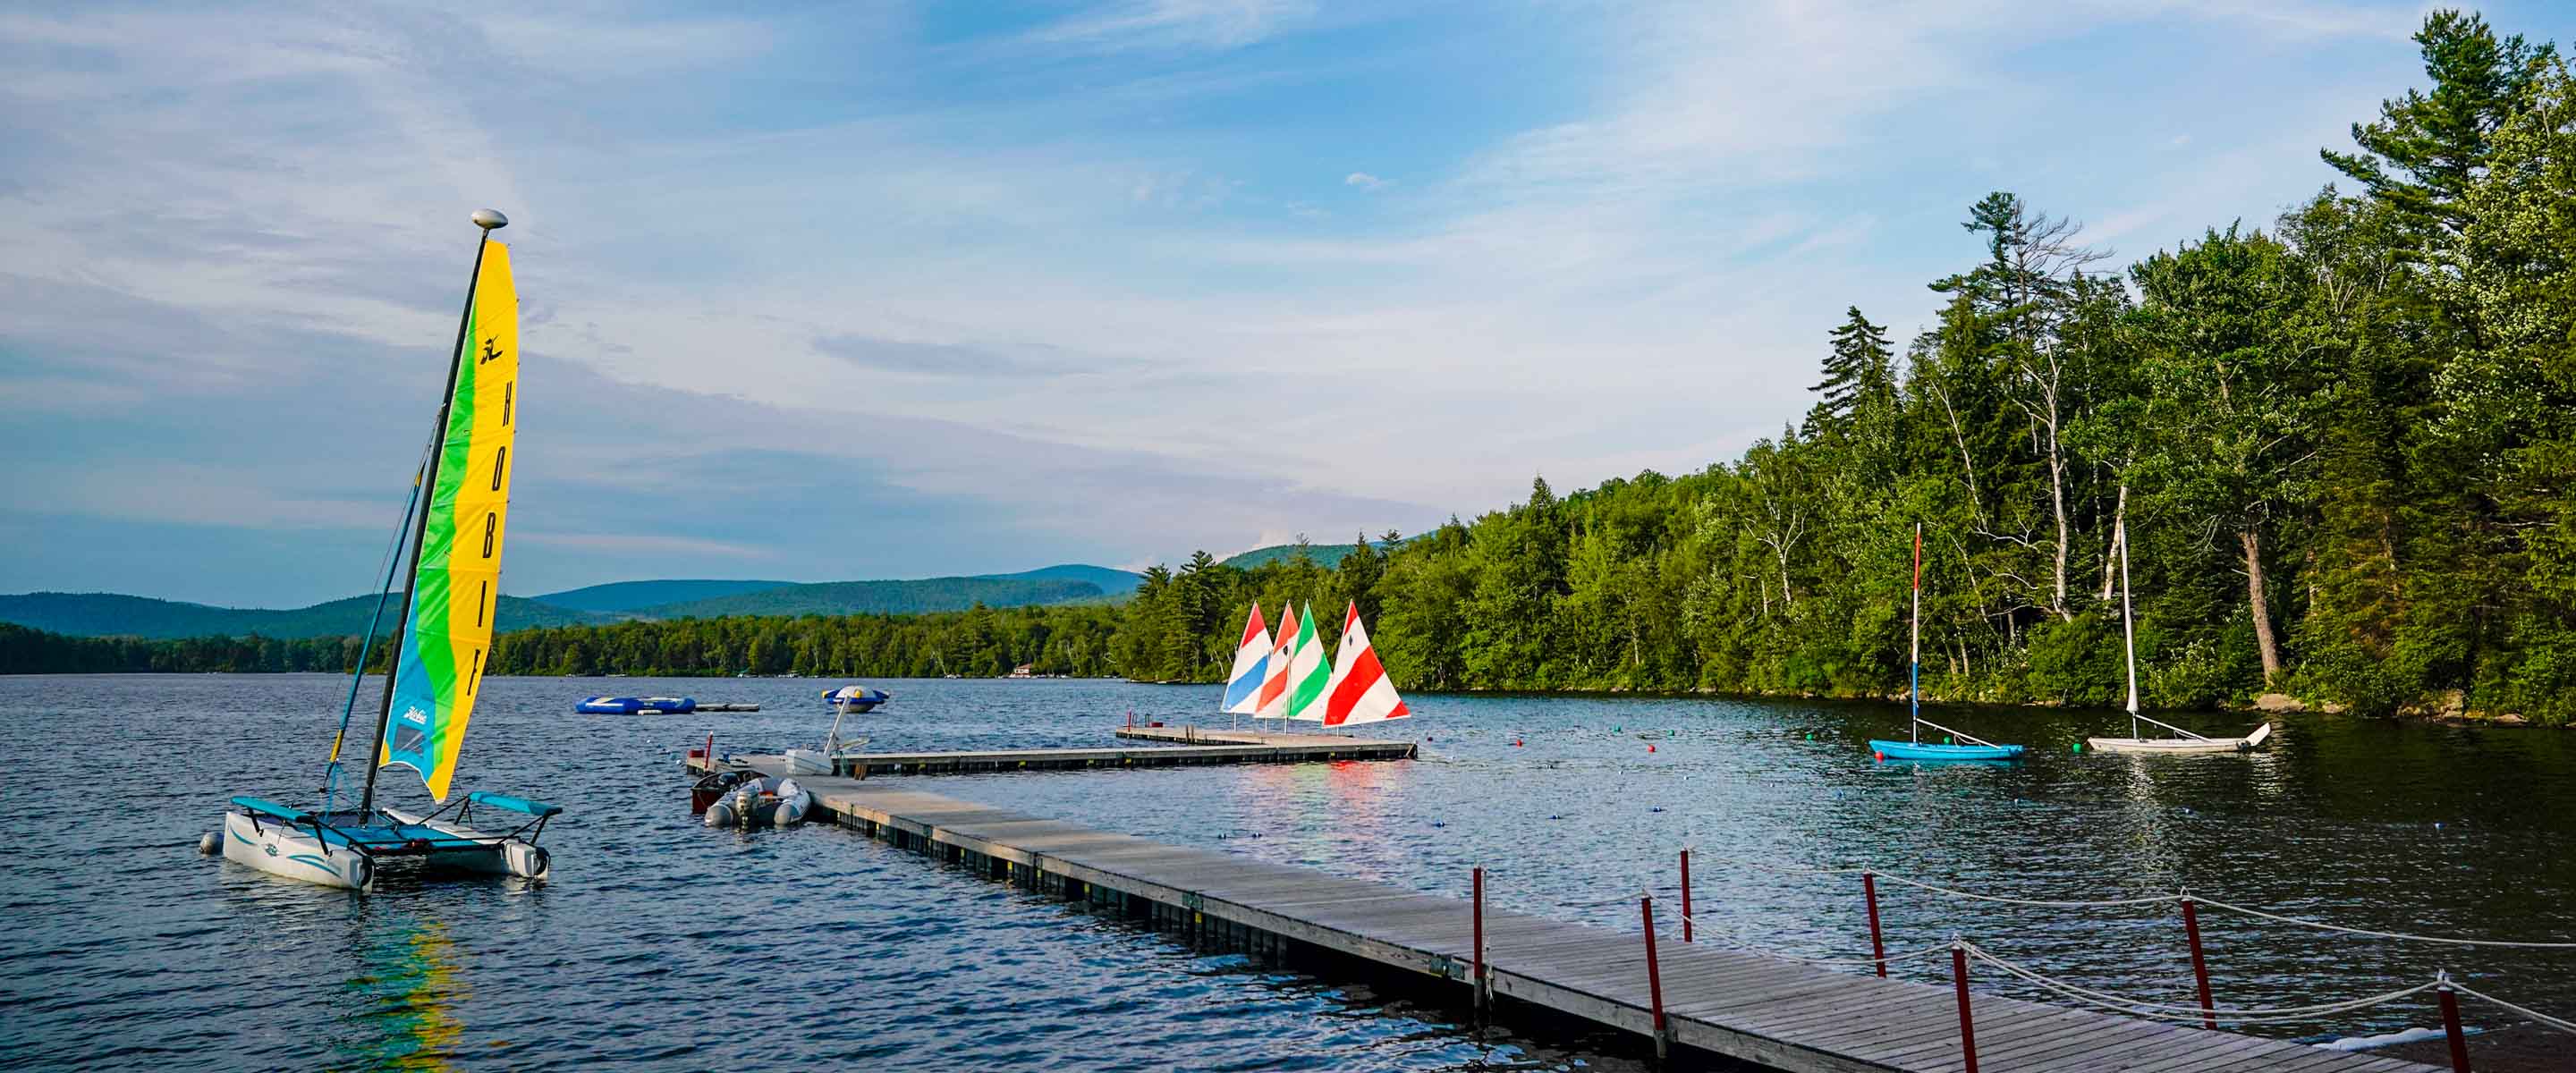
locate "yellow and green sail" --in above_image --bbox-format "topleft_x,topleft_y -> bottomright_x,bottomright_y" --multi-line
382,241 -> 518,801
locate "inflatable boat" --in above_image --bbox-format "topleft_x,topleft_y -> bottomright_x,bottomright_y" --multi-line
699,773 -> 812,829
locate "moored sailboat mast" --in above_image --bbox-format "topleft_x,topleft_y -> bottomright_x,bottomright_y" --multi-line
360,211 -> 508,817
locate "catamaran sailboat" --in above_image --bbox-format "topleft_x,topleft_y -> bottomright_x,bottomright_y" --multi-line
1868,523 -> 2025,762
207,210 -> 559,891
2086,512 -> 2273,754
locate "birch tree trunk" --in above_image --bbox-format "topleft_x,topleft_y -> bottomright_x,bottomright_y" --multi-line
2241,527 -> 2283,683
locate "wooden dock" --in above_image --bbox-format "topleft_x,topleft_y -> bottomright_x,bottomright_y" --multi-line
714,724 -> 1415,777
707,762 -> 2438,1073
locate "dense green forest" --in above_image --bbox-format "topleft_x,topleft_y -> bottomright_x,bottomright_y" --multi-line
1117,11 -> 2576,724
11,13 -> 2572,725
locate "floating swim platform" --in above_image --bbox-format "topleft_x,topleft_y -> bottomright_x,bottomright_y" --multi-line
576,696 -> 697,715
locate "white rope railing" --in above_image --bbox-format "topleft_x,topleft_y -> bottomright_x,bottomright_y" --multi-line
1688,856 -> 2576,947
1962,942 -> 2438,1026
2451,979 -> 2576,1036
2192,897 -> 2576,950
1677,912 -> 1953,969
1871,872 -> 2181,908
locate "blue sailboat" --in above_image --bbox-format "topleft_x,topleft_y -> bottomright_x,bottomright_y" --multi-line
1868,523 -> 2025,763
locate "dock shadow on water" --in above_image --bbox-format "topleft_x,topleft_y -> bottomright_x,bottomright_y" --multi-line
3,673 -> 2570,1069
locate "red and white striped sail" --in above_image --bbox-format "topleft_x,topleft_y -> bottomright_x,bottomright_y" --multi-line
1222,603 -> 1272,714
1252,605 -> 1296,721
1322,602 -> 1409,726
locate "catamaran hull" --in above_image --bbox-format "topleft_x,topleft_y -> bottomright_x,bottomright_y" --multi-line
380,808 -> 551,881
219,812 -> 373,891
1868,739 -> 2026,762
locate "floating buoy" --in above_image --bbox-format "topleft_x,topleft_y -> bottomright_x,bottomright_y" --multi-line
1804,732 -> 1814,740
1648,744 -> 1657,753
198,831 -> 221,855
1648,806 -> 1665,813
1513,739 -> 1523,747
2072,742 -> 2082,753
1873,750 -> 1885,761
1614,725 -> 1622,732
1944,736 -> 1953,745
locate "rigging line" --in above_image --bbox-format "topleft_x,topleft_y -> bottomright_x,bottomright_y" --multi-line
1872,872 -> 2181,908
2190,897 -> 2576,949
2449,980 -> 2576,1036
321,449 -> 433,813
1961,942 -> 2436,1021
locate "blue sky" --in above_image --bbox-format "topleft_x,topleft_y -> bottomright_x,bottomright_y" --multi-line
4,1 -> 2567,607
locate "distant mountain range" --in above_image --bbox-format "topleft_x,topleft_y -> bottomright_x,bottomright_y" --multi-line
1218,541 -> 1398,569
0,592 -> 606,641
0,550 -> 1339,640
529,579 -> 797,613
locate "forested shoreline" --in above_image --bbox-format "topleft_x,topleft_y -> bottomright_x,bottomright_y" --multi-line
10,13 -> 2573,725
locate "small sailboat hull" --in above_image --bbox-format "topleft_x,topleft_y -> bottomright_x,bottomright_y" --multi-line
1869,739 -> 2026,762
221,811 -> 374,891
380,807 -> 551,881
2087,722 -> 2272,755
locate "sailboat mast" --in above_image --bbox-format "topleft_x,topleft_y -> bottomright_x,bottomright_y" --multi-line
360,215 -> 504,816
2118,506 -> 2140,739
1911,521 -> 1921,744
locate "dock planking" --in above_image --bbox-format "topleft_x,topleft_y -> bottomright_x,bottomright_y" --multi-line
718,725 -> 1414,777
709,761 -> 2439,1073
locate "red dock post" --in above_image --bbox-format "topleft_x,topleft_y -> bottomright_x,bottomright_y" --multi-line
1950,942 -> 1979,1073
1472,866 -> 1488,1012
1862,870 -> 1888,978
1642,894 -> 1669,1061
2438,974 -> 2470,1073
1679,849 -> 1694,943
2181,894 -> 2216,1029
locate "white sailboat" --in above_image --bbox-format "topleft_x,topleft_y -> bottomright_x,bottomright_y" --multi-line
2087,511 -> 2273,755
1220,603 -> 1273,730
1321,602 -> 1410,726
209,210 -> 558,891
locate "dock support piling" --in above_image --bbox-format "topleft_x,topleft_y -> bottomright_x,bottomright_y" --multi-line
1472,866 -> 1488,1013
1863,871 -> 1887,978
2438,974 -> 2470,1073
1678,849 -> 1692,943
1950,942 -> 1979,1073
1641,894 -> 1669,1062
2181,893 -> 2216,1029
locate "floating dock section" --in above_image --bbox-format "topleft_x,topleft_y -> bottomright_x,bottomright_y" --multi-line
714,725 -> 1414,778
695,748 -> 2437,1073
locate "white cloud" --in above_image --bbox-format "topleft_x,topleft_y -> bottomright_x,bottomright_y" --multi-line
0,0 -> 2436,590
1021,0 -> 1318,53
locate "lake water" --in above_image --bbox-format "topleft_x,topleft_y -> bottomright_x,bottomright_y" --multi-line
3,674 -> 2570,1070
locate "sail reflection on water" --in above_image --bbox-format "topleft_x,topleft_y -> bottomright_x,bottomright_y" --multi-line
335,917 -> 470,1071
